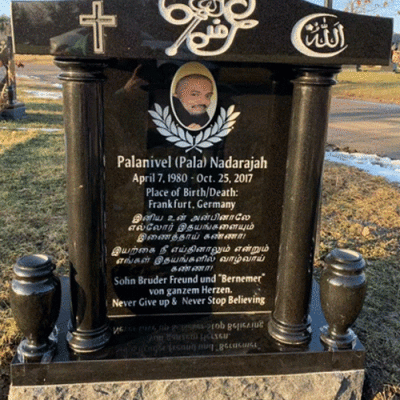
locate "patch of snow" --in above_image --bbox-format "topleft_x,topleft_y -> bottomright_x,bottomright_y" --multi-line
23,90 -> 63,100
17,74 -> 41,81
0,127 -> 62,132
325,151 -> 400,184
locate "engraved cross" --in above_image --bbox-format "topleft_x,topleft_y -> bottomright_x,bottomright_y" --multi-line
79,1 -> 117,54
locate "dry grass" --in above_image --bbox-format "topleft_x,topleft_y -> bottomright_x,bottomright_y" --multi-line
14,55 -> 54,66
320,164 -> 400,260
319,163 -> 400,399
0,80 -> 68,376
373,385 -> 400,400
1,68 -> 400,399
333,71 -> 400,105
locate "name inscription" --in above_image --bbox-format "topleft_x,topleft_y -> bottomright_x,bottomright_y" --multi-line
108,152 -> 272,315
117,155 -> 267,172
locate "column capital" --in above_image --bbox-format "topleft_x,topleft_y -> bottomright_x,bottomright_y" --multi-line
55,58 -> 109,82
293,66 -> 342,86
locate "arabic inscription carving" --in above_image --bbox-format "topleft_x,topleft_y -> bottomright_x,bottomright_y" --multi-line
159,0 -> 259,57
291,13 -> 348,58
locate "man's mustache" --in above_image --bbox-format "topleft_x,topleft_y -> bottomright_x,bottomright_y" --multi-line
191,104 -> 207,110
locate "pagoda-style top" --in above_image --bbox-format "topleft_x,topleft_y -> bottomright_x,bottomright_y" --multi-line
12,0 -> 392,65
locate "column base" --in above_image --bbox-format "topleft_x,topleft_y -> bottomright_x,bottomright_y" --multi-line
268,315 -> 312,346
320,325 -> 357,350
16,337 -> 57,363
67,322 -> 112,353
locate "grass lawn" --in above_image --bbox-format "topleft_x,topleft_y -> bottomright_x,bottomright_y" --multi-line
333,70 -> 400,105
0,78 -> 68,399
1,64 -> 400,399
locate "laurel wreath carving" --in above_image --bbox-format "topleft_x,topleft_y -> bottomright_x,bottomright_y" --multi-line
149,103 -> 240,153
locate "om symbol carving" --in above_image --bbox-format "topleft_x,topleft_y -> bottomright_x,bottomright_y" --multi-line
159,0 -> 259,57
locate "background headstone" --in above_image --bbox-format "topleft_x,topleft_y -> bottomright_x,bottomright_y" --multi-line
0,35 -> 26,120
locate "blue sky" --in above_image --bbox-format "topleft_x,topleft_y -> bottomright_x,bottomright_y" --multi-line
0,0 -> 399,32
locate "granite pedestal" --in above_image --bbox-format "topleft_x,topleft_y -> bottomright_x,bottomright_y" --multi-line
9,279 -> 365,400
0,102 -> 26,120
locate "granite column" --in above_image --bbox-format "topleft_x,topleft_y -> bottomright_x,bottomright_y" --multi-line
268,66 -> 340,345
55,59 -> 111,352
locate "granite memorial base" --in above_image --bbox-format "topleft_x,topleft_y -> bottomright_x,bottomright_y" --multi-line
0,102 -> 26,120
9,370 -> 365,400
9,279 -> 366,400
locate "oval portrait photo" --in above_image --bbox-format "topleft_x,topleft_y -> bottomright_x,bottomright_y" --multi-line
170,62 -> 217,131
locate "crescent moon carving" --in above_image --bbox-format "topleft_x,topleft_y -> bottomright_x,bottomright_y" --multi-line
291,13 -> 348,58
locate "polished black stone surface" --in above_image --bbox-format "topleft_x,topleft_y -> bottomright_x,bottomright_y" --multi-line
11,277 -> 365,386
103,61 -> 292,317
12,0 -> 392,65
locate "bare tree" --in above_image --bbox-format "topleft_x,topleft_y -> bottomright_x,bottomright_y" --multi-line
344,0 -> 396,16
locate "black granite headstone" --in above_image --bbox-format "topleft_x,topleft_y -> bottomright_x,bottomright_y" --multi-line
11,0 -> 392,364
